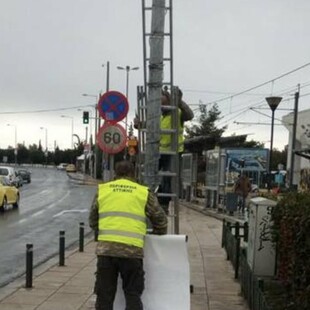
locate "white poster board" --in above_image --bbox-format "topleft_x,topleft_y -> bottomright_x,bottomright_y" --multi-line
114,234 -> 190,310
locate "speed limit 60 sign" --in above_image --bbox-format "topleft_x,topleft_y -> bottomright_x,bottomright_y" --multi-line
97,123 -> 126,154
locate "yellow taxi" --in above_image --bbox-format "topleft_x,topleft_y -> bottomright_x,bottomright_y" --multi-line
66,164 -> 76,173
0,176 -> 20,212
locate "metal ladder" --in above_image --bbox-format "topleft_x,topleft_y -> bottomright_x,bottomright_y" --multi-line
138,0 -> 180,234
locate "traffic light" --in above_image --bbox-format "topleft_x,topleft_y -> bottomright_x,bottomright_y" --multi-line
83,111 -> 89,124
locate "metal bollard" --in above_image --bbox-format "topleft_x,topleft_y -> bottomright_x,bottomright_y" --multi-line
25,244 -> 33,288
221,219 -> 226,248
235,237 -> 241,279
235,222 -> 240,238
59,230 -> 65,266
244,222 -> 248,242
185,185 -> 191,202
79,222 -> 84,252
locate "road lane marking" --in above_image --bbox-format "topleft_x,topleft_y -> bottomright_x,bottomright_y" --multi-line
32,210 -> 44,217
8,192 -> 71,227
53,209 -> 88,218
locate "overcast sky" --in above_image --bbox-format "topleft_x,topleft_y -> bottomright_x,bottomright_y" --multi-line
1,0 -> 310,151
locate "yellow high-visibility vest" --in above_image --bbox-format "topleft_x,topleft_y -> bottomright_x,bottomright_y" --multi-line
97,179 -> 148,248
160,109 -> 184,152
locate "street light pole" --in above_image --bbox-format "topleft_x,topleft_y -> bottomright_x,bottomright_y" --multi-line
289,86 -> 300,189
40,127 -> 48,151
40,127 -> 48,165
61,115 -> 74,149
266,96 -> 282,189
82,94 -> 100,178
7,124 -> 17,166
117,65 -> 139,158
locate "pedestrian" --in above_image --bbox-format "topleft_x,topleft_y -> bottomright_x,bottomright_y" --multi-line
134,87 -> 194,212
89,160 -> 168,310
233,173 -> 252,214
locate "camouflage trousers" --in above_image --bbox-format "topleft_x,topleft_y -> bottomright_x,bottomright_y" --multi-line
95,256 -> 145,310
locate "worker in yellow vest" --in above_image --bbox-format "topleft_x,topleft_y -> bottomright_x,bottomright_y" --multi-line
89,160 -> 167,310
133,88 -> 193,212
158,88 -> 194,210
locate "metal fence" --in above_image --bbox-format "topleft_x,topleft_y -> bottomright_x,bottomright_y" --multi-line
239,249 -> 272,310
222,220 -> 272,310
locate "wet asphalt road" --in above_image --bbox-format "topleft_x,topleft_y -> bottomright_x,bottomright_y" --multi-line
0,167 -> 97,287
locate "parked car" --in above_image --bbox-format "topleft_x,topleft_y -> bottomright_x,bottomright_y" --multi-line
17,169 -> 31,183
0,176 -> 20,212
0,166 -> 21,188
56,163 -> 68,170
66,164 -> 76,173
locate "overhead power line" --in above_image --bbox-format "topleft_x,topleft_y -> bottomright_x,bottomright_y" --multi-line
205,61 -> 310,106
0,104 -> 95,115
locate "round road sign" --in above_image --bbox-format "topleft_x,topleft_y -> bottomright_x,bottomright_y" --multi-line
97,123 -> 127,154
97,91 -> 129,124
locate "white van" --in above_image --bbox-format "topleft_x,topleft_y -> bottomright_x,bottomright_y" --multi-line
0,166 -> 20,187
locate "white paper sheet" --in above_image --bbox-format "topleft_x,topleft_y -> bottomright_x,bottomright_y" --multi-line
114,234 -> 190,310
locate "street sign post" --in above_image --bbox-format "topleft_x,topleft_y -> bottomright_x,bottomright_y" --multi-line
97,91 -> 129,124
97,123 -> 127,154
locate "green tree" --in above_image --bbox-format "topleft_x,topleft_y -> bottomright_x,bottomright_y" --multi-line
185,103 -> 227,139
271,147 -> 287,171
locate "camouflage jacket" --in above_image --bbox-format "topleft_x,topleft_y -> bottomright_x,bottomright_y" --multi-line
88,177 -> 168,258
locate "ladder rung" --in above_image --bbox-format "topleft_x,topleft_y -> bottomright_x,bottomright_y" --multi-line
158,171 -> 177,177
161,105 -> 177,110
160,129 -> 177,134
159,151 -> 178,155
138,105 -> 147,109
145,33 -> 171,36
139,150 -> 178,155
157,193 -> 177,198
140,129 -> 178,134
144,7 -> 171,11
146,58 -> 171,61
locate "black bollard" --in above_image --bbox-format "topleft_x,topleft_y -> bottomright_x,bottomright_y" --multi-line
185,185 -> 191,202
79,222 -> 84,252
235,222 -> 240,238
25,244 -> 33,288
59,230 -> 65,266
221,219 -> 226,248
243,222 -> 248,242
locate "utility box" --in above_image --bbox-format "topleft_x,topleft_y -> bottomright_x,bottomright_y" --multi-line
247,197 -> 277,277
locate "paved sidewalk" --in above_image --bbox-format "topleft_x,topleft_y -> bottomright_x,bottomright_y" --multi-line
0,203 -> 248,310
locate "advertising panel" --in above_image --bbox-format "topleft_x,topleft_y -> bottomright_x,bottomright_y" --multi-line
225,148 -> 269,189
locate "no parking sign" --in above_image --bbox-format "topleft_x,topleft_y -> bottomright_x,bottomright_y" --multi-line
97,91 -> 128,124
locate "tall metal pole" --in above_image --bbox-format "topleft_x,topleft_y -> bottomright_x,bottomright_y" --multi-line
269,109 -> 275,173
289,85 -> 300,189
14,125 -> 17,166
60,115 -> 74,149
71,118 -> 74,149
7,124 -> 17,166
117,65 -> 139,150
144,0 -> 165,192
94,103 -> 98,179
266,96 -> 282,189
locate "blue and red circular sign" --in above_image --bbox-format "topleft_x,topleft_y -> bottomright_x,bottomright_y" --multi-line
97,91 -> 129,124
